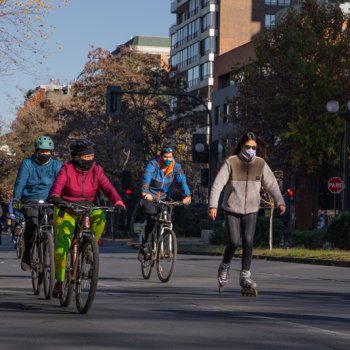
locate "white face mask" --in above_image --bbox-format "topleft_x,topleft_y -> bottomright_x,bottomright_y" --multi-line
242,148 -> 256,160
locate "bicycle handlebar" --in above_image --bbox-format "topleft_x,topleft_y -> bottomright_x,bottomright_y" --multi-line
152,199 -> 184,207
20,202 -> 53,208
56,202 -> 126,213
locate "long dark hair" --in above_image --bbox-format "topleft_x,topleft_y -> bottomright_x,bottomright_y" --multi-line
233,131 -> 267,159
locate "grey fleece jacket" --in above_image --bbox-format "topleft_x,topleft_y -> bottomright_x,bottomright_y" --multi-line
209,155 -> 285,214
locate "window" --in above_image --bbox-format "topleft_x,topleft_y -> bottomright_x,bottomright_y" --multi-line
278,0 -> 290,5
265,14 -> 275,28
214,106 -> 219,125
219,73 -> 230,89
200,62 -> 212,80
189,0 -> 199,17
201,13 -> 211,32
187,66 -> 200,87
265,0 -> 277,4
200,37 -> 210,56
223,103 -> 229,123
201,0 -> 210,8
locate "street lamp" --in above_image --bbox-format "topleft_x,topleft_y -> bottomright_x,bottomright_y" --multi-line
326,99 -> 350,211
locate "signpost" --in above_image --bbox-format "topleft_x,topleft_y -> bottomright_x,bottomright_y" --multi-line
328,177 -> 344,215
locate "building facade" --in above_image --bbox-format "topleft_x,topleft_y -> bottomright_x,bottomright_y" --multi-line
169,0 -> 300,101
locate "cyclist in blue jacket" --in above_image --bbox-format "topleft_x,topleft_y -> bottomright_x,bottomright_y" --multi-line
139,146 -> 191,260
13,136 -> 62,271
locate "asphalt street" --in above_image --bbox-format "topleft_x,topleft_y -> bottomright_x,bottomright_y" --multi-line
0,234 -> 349,350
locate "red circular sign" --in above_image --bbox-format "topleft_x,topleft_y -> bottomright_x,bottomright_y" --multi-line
328,177 -> 344,194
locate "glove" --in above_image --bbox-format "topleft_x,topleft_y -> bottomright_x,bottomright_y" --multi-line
114,200 -> 126,209
13,199 -> 21,210
50,196 -> 67,206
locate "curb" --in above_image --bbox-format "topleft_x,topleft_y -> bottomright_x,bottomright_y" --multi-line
126,241 -> 349,268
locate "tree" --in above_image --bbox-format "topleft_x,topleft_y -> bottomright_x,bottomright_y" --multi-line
53,47 -> 199,190
231,0 -> 350,173
0,0 -> 68,75
0,85 -> 64,189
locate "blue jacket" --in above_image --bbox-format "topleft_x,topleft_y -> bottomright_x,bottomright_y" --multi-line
141,158 -> 191,199
13,155 -> 62,202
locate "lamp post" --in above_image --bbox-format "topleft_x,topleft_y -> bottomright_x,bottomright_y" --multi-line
326,99 -> 350,211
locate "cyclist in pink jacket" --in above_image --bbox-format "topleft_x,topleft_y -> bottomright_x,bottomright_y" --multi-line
50,139 -> 125,298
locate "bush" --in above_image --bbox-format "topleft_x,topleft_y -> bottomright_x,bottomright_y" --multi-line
325,212 -> 350,250
174,204 -> 210,237
254,216 -> 286,247
284,229 -> 326,249
210,225 -> 228,245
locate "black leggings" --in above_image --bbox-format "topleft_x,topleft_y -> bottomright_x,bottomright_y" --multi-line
222,211 -> 257,271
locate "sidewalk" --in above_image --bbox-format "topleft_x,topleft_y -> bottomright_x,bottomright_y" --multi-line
124,235 -> 350,268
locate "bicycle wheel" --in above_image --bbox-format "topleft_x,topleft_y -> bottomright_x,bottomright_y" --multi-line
75,233 -> 99,314
156,229 -> 177,283
141,240 -> 154,280
42,228 -> 55,300
60,248 -> 74,307
31,236 -> 43,295
141,256 -> 154,280
16,232 -> 24,259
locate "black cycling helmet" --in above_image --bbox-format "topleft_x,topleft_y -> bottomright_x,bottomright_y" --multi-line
69,139 -> 96,157
161,146 -> 174,155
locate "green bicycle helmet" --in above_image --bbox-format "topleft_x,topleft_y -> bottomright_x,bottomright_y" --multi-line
34,136 -> 54,150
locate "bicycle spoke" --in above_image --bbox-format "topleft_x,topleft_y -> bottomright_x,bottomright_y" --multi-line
156,230 -> 177,283
75,233 -> 99,314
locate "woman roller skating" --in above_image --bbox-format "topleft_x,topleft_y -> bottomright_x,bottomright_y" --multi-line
209,132 -> 286,296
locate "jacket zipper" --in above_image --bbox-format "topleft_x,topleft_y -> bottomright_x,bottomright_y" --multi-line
244,163 -> 249,214
82,172 -> 85,199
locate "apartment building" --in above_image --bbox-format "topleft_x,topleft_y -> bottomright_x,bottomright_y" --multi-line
170,1 -> 300,100
112,35 -> 171,66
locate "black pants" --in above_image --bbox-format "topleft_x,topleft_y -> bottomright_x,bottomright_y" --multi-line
21,203 -> 53,259
21,205 -> 39,259
222,211 -> 257,271
139,199 -> 157,244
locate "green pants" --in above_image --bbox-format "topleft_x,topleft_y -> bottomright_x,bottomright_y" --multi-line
54,207 -> 106,282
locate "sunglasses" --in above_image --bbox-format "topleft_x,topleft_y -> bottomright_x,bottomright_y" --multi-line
244,145 -> 257,150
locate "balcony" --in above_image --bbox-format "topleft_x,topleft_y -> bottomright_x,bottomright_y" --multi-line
171,0 -> 188,13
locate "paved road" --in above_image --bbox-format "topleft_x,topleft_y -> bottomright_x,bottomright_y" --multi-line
0,234 -> 349,350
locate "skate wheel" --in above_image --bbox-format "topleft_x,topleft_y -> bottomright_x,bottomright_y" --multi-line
241,288 -> 258,297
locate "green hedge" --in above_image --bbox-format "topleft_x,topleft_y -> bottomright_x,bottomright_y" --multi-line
209,215 -> 326,249
325,212 -> 350,250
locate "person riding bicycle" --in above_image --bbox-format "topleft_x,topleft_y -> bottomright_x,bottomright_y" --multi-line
139,146 -> 191,261
49,139 -> 126,298
12,136 -> 62,271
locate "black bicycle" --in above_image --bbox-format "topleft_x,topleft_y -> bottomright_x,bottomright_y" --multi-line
139,200 -> 183,283
22,201 -> 55,299
57,202 -> 123,314
11,212 -> 25,259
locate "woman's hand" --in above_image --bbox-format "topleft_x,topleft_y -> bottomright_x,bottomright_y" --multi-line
182,196 -> 191,205
278,204 -> 286,215
209,207 -> 217,221
142,192 -> 153,201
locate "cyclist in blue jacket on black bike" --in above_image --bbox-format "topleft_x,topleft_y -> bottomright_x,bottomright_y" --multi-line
139,146 -> 191,260
13,136 -> 62,271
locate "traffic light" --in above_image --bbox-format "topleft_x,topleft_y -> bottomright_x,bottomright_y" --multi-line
201,168 -> 209,187
106,86 -> 122,117
287,188 -> 294,202
192,133 -> 209,163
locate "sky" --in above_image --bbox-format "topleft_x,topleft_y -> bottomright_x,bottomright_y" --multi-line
0,0 -> 174,127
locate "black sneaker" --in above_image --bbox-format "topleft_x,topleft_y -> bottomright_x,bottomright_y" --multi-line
52,281 -> 63,299
137,244 -> 150,262
20,253 -> 31,271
